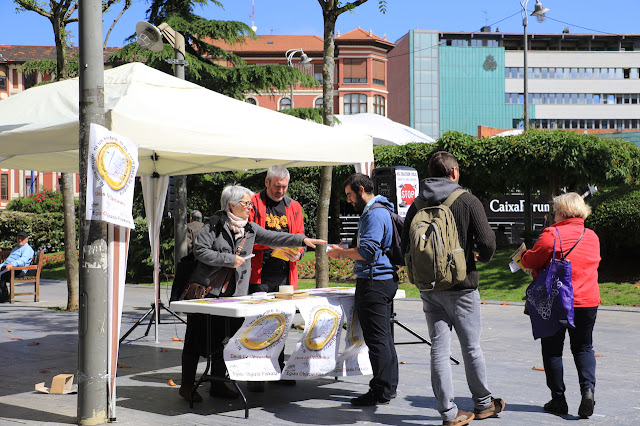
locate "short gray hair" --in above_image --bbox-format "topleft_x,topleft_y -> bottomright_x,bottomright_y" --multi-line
266,165 -> 290,181
190,210 -> 203,222
220,184 -> 253,211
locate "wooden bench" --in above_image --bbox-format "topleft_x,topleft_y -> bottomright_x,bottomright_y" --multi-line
0,249 -> 44,303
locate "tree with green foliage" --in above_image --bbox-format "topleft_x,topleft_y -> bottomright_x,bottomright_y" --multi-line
314,0 -> 387,287
108,0 -> 318,98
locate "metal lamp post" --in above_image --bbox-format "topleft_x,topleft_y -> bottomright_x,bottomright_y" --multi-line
285,48 -> 312,109
521,0 -> 549,131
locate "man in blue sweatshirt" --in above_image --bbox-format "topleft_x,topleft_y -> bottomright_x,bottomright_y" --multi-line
0,231 -> 35,303
327,173 -> 399,406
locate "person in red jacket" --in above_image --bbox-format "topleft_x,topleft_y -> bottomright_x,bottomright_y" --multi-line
248,164 -> 305,390
521,192 -> 601,419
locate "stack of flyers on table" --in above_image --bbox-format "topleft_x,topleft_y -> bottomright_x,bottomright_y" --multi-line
509,243 -> 532,276
271,247 -> 302,261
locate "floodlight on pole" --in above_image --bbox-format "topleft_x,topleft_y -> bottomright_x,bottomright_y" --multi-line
285,48 -> 312,109
520,0 -> 549,131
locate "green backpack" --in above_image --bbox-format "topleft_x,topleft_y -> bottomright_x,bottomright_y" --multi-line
405,190 -> 467,291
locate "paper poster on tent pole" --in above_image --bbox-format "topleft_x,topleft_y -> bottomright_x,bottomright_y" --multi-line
86,123 -> 138,229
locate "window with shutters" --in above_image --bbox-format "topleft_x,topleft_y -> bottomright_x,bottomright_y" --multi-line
373,60 -> 385,85
343,58 -> 367,83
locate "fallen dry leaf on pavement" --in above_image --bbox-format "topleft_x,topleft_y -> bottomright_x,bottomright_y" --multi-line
168,379 -> 176,386
117,363 -> 131,369
399,361 -> 407,364
171,337 -> 184,341
10,338 -> 23,341
40,370 -> 50,373
532,366 -> 545,371
27,342 -> 40,346
481,301 -> 487,304
501,302 -> 510,305
595,354 -> 604,357
7,329 -> 13,332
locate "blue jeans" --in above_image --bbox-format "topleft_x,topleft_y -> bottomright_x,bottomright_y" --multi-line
355,277 -> 399,400
541,306 -> 598,399
422,289 -> 492,421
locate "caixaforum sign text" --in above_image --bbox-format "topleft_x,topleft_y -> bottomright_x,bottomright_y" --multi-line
483,194 -> 549,224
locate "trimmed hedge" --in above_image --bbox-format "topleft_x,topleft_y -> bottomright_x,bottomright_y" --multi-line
0,211 -> 66,252
585,185 -> 640,257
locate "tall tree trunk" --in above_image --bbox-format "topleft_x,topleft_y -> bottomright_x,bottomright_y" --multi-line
61,173 -> 79,311
316,10 -> 338,288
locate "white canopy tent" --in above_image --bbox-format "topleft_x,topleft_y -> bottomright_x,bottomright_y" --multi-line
0,62 -> 373,173
333,113 -> 434,176
0,62 -> 373,417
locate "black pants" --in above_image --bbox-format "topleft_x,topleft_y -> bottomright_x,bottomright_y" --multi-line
355,277 -> 399,400
0,268 -> 25,302
541,306 -> 598,399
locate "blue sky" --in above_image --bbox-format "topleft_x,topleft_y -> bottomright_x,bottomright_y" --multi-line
1,0 -> 638,48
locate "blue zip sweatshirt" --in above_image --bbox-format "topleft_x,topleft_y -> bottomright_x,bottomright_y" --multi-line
355,195 -> 396,280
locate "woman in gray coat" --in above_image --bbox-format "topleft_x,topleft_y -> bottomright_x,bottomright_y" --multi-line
179,184 -> 325,402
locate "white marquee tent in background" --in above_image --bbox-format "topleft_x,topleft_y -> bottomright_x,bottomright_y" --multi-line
334,113 -> 435,176
0,62 -> 373,417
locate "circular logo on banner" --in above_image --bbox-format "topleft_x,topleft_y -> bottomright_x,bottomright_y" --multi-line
399,183 -> 416,207
96,141 -> 133,191
240,313 -> 286,350
304,308 -> 339,351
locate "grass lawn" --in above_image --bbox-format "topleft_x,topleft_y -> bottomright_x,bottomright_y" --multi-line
41,250 -> 640,307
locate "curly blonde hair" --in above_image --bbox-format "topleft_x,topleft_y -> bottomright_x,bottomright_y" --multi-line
553,192 -> 592,219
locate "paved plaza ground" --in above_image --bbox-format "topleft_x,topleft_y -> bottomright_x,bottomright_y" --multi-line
1,279 -> 639,425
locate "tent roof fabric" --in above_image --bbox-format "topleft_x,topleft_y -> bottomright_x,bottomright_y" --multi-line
0,63 -> 373,175
334,113 -> 435,146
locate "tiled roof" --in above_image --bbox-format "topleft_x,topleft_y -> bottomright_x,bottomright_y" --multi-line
0,45 -> 120,63
205,28 -> 394,54
337,27 -> 393,46
205,35 -> 324,54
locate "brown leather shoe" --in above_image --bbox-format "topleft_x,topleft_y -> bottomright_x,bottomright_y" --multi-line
474,397 -> 506,419
179,385 -> 203,403
443,410 -> 475,425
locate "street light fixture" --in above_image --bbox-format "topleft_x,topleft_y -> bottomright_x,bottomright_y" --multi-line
521,0 -> 549,131
285,48 -> 312,109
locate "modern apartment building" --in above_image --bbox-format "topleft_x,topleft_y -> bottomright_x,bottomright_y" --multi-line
388,29 -> 640,140
207,28 -> 395,116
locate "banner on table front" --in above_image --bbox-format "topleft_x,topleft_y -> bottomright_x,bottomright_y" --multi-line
282,299 -> 343,380
225,304 -> 296,381
86,123 -> 138,229
332,296 -> 372,377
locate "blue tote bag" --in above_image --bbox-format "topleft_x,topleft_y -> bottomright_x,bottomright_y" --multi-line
525,229 -> 584,340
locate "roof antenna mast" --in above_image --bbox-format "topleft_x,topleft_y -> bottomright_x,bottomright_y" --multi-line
251,0 -> 257,32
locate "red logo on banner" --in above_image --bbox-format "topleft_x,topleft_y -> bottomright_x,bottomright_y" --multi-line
399,184 -> 416,206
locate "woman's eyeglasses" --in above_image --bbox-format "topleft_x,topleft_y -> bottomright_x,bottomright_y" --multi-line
237,200 -> 253,208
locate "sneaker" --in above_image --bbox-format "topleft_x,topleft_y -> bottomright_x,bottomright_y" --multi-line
578,388 -> 595,418
474,397 -> 506,419
544,397 -> 568,415
443,410 -> 475,426
350,390 -> 390,406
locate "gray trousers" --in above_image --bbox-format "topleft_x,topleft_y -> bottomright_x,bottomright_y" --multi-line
421,289 -> 492,421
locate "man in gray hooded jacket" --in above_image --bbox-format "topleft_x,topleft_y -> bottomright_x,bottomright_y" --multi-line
401,151 -> 504,426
